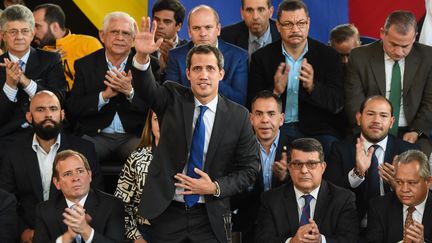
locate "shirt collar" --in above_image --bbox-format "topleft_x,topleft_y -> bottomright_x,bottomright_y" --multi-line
8,48 -> 31,63
257,130 -> 280,152
194,95 -> 218,113
403,192 -> 428,215
32,133 -> 61,153
249,25 -> 271,45
105,53 -> 129,71
293,183 -> 320,201
282,40 -> 308,60
65,193 -> 89,208
360,133 -> 388,152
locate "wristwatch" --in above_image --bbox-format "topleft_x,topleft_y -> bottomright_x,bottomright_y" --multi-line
410,128 -> 423,137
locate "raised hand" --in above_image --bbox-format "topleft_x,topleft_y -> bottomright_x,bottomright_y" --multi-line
273,62 -> 290,96
134,17 -> 163,64
174,168 -> 217,196
299,58 -> 315,93
272,150 -> 289,182
355,137 -> 374,176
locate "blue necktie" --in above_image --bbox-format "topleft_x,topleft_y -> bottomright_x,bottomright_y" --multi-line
18,60 -> 25,71
367,145 -> 380,198
184,105 -> 208,207
300,194 -> 313,226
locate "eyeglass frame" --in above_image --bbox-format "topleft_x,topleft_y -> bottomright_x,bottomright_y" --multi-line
4,28 -> 33,37
289,160 -> 323,170
278,20 -> 309,30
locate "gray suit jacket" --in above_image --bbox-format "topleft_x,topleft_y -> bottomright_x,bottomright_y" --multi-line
132,66 -> 260,243
345,41 -> 432,135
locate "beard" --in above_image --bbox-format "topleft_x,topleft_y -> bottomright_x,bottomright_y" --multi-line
32,119 -> 62,140
33,29 -> 56,48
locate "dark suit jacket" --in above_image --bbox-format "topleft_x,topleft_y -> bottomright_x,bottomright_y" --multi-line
254,180 -> 359,243
0,132 -> 103,234
0,188 -> 17,243
66,48 -> 149,136
0,47 -> 66,137
249,38 -> 345,137
232,133 -> 291,233
33,189 -> 125,243
367,191 -> 432,243
165,39 -> 249,105
346,41 -> 432,135
220,19 -> 280,51
132,66 -> 260,243
324,134 -> 418,218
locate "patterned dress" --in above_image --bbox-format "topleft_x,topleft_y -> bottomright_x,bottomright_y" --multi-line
114,146 -> 153,240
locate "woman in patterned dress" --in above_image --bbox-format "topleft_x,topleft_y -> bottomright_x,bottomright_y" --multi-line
115,111 -> 159,243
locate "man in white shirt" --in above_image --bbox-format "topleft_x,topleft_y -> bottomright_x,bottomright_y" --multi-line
255,138 -> 359,243
367,149 -> 432,242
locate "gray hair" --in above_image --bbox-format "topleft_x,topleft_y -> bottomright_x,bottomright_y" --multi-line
383,10 -> 417,35
0,4 -> 34,31
101,11 -> 136,35
395,150 -> 430,180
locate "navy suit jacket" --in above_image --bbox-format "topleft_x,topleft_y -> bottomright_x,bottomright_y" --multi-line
249,38 -> 345,137
220,19 -> 280,51
0,47 -> 66,137
165,39 -> 249,105
132,66 -> 260,243
254,180 -> 359,243
324,134 -> 418,219
0,132 -> 103,234
367,191 -> 432,243
33,189 -> 125,243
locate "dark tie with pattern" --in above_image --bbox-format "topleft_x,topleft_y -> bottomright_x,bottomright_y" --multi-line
405,206 -> 415,231
184,105 -> 208,207
300,194 -> 313,226
389,60 -> 401,136
367,145 -> 380,199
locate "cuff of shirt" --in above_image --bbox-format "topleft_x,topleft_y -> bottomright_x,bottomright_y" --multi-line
348,168 -> 365,188
85,228 -> 95,243
285,237 -> 292,243
98,92 -> 109,111
3,83 -> 18,102
133,56 -> 150,71
23,80 -> 37,98
321,234 -> 327,243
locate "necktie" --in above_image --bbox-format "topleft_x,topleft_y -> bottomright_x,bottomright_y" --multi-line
300,194 -> 313,226
389,61 -> 401,136
250,39 -> 261,55
70,204 -> 82,243
18,60 -> 25,71
184,105 -> 208,207
367,145 -> 380,199
404,206 -> 415,238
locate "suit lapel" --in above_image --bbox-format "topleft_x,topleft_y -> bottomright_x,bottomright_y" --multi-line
388,196 -> 404,241
24,47 -> 38,77
56,194 -> 68,234
313,181 -> 330,226
402,48 -> 420,97
83,190 -> 99,227
369,42 -> 386,95
182,94 -> 195,156
283,184 -> 300,233
423,192 -> 432,241
23,137 -> 45,202
204,96 -> 230,169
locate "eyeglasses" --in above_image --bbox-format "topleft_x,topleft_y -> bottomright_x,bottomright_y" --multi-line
108,29 -> 133,38
4,28 -> 32,37
289,160 -> 322,170
278,20 -> 308,30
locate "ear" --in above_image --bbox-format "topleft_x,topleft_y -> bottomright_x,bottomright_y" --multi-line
216,23 -> 221,36
175,22 -> 182,33
25,112 -> 33,124
88,170 -> 92,183
355,112 -> 361,126
98,30 -> 105,44
240,7 -> 245,20
379,27 -> 385,40
279,113 -> 285,127
269,6 -> 274,16
389,116 -> 395,130
218,68 -> 225,80
53,177 -> 61,190
186,68 -> 190,81
60,109 -> 65,122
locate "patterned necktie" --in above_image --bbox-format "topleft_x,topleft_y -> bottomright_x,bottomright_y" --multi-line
405,206 -> 415,232
184,105 -> 208,207
300,194 -> 313,226
250,39 -> 261,54
389,61 -> 401,136
367,145 -> 380,199
18,60 -> 25,71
